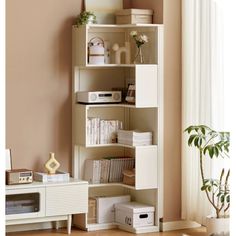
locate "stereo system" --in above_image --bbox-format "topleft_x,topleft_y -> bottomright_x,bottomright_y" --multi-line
76,91 -> 122,104
6,169 -> 33,185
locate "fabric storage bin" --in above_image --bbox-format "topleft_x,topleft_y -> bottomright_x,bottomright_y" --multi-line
115,201 -> 155,228
115,9 -> 153,24
123,169 -> 135,186
88,197 -> 97,224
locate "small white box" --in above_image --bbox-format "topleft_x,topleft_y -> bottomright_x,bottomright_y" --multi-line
115,202 -> 154,228
96,195 -> 131,223
116,9 -> 153,24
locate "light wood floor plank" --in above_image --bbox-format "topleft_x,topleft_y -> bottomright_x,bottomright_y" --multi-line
6,227 -> 207,236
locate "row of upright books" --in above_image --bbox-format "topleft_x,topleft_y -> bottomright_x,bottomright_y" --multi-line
84,157 -> 135,184
87,117 -> 123,145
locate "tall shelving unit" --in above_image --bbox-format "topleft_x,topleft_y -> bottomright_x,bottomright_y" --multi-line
72,24 -> 164,233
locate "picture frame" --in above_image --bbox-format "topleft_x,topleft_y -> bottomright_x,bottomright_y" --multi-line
125,84 -> 135,104
5,149 -> 12,170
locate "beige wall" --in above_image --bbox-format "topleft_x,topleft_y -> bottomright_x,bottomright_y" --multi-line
125,0 -> 182,221
6,0 -> 83,172
6,0 -> 181,222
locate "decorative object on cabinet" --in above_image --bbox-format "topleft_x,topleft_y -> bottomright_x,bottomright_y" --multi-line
44,152 -> 60,175
125,84 -> 135,103
85,0 -> 123,24
115,201 -> 155,228
34,170 -> 69,183
112,42 -> 131,64
130,31 -> 148,64
115,9 -> 153,24
88,37 -> 105,64
76,11 -> 97,25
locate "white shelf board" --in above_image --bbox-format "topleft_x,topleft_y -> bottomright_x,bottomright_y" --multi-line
87,222 -> 117,231
76,103 -> 158,109
86,222 -> 159,233
77,64 -> 158,69
86,24 -> 162,28
85,144 -> 157,149
89,182 -> 136,190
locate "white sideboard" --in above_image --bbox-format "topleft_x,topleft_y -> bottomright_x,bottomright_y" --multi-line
6,179 -> 88,234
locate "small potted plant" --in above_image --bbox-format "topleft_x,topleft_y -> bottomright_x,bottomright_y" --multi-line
185,125 -> 230,235
76,11 -> 97,26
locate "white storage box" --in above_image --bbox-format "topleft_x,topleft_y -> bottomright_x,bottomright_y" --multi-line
115,201 -> 154,228
115,9 -> 153,24
96,195 -> 131,223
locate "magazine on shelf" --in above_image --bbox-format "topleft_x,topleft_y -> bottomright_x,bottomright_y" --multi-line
34,170 -> 70,182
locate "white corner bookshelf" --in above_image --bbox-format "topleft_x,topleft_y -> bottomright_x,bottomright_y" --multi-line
72,24 -> 164,233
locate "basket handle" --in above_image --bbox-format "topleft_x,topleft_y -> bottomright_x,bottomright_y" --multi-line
88,37 -> 104,47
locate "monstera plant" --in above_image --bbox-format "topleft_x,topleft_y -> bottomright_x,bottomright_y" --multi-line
185,125 -> 230,235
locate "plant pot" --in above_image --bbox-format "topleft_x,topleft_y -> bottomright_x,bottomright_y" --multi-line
206,215 -> 230,235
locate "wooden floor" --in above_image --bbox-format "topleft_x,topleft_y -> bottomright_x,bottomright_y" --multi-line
7,227 -> 207,236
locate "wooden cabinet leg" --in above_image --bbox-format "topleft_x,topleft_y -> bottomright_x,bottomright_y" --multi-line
67,214 -> 72,234
53,221 -> 59,230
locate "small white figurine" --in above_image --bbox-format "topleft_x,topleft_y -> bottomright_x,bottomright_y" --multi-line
112,42 -> 131,64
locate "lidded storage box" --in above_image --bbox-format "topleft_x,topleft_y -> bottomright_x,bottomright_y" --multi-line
115,201 -> 154,228
115,9 -> 153,24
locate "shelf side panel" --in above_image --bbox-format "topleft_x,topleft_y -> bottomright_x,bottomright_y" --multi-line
72,26 -> 87,67
135,65 -> 158,107
75,105 -> 87,146
135,146 -> 158,189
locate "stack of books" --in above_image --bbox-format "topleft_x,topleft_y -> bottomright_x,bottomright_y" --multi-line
84,157 -> 135,184
117,130 -> 152,146
34,171 -> 70,183
87,117 -> 123,145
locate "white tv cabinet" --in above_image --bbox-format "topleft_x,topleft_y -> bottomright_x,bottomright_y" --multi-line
6,179 -> 88,234
72,24 -> 164,233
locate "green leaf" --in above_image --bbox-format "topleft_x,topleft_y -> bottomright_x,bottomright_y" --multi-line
194,137 -> 199,147
188,134 -> 197,146
214,146 -> 219,157
226,195 -> 230,203
201,185 -> 208,191
220,195 -> 225,203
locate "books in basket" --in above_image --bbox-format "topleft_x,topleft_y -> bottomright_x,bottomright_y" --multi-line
34,170 -> 70,182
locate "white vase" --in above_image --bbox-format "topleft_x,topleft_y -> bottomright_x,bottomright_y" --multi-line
206,215 -> 230,236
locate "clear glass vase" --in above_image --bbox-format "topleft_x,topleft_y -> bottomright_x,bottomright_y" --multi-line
133,46 -> 144,64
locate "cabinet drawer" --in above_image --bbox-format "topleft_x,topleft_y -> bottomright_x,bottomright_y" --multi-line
6,187 -> 45,220
45,184 -> 88,216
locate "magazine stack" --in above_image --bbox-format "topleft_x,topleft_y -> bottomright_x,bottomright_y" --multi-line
117,130 -> 152,146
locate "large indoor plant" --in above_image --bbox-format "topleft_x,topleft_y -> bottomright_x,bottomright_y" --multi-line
185,125 -> 230,235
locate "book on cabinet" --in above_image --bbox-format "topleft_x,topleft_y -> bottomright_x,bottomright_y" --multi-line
72,24 -> 164,233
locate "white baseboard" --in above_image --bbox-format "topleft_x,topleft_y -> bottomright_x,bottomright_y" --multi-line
6,221 -> 66,233
162,220 -> 201,231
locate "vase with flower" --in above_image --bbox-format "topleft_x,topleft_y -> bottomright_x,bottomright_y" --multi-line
130,31 -> 148,64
